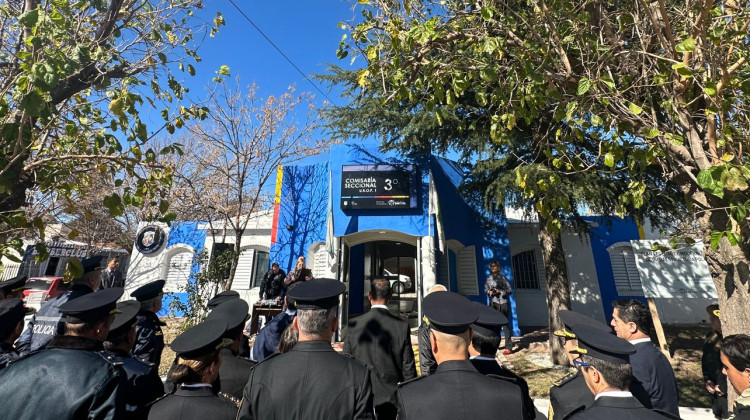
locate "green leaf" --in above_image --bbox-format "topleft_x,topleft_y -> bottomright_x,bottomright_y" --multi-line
675,38 -> 696,53
577,78 -> 592,95
726,168 -> 749,191
709,231 -> 724,250
727,232 -> 740,246
218,65 -> 230,76
604,152 -> 614,167
159,199 -> 170,214
18,9 -> 40,28
187,64 -> 195,76
103,193 -> 124,217
643,127 -> 659,139
600,76 -> 615,90
480,7 -> 493,20
705,82 -> 717,96
628,102 -> 643,115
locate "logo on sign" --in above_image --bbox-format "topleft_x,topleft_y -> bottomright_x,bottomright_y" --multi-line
135,225 -> 166,254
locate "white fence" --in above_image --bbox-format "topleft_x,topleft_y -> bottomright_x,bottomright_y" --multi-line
0,263 -> 21,280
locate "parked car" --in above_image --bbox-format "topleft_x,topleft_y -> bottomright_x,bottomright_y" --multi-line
383,269 -> 412,294
23,277 -> 66,310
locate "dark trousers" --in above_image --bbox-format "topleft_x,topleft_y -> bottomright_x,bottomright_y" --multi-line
491,302 -> 513,350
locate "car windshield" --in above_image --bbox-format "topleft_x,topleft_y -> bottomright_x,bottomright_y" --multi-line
26,279 -> 53,291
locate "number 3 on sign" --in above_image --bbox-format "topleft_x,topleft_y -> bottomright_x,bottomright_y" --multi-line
384,179 -> 392,191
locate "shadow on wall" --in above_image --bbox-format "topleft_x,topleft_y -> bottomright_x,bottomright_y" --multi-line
272,164 -> 329,273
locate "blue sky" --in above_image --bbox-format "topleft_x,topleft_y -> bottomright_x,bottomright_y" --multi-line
182,1 -> 358,106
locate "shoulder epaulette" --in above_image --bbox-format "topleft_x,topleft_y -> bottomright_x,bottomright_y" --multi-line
561,405 -> 586,420
553,369 -> 578,387
98,351 -> 124,367
398,374 -> 427,388
219,392 -> 242,408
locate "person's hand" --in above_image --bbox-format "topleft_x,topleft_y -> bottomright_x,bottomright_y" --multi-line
705,380 -> 716,394
275,297 -> 282,305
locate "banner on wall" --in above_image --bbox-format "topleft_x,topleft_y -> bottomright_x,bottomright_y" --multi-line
631,240 -> 717,299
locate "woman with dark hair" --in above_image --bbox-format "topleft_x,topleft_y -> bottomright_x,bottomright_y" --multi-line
720,334 -> 750,419
276,322 -> 298,354
148,320 -> 237,420
704,305 -> 729,419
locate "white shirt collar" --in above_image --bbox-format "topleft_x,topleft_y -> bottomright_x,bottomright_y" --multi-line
469,355 -> 496,361
285,308 -> 296,316
371,304 -> 389,310
180,383 -> 213,389
628,338 -> 652,345
595,390 -> 632,400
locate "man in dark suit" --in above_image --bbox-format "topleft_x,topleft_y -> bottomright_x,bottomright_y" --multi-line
250,295 -> 296,362
611,299 -> 679,417
468,302 -> 535,420
397,291 -> 525,420
238,279 -> 374,420
548,310 -> 614,420
100,256 -> 124,289
567,324 -> 672,420
206,298 -> 256,402
344,278 -> 416,420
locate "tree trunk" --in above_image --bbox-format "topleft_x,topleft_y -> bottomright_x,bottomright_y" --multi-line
538,214 -> 573,366
694,190 -> 750,409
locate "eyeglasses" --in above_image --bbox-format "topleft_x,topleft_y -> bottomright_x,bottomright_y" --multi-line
573,359 -> 591,368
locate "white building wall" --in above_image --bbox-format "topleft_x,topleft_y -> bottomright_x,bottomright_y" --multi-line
560,230 -> 605,322
508,224 -> 548,326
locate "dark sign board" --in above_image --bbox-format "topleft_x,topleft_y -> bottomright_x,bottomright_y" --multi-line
341,165 -> 417,210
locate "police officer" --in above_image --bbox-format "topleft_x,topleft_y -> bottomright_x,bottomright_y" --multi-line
149,320 -> 238,420
567,324 -> 670,420
397,291 -> 525,420
15,256 -> 103,355
205,298 -> 256,402
104,300 -> 165,419
0,299 -> 33,369
0,274 -> 29,299
250,294 -> 296,362
468,302 -> 535,420
0,288 -> 127,419
238,278 -> 374,419
207,290 -> 240,310
548,310 -> 613,420
130,279 -> 166,367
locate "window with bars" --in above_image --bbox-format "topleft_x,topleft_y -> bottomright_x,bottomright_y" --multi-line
512,249 -> 540,289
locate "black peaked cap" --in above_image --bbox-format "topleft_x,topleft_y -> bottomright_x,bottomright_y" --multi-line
0,274 -> 28,294
207,290 -> 240,309
60,287 -> 123,324
423,291 -> 478,334
554,310 -> 612,338
206,298 -> 249,330
286,278 -> 345,310
130,280 -> 166,301
171,319 -> 228,359
471,302 -> 508,337
81,256 -> 104,273
569,323 -> 635,365
108,300 -> 141,338
0,298 -> 32,325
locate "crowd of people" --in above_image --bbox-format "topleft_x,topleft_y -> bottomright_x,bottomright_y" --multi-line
0,256 -> 748,420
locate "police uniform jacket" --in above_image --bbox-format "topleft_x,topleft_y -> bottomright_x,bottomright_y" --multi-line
397,359 -> 525,420
105,349 -> 165,419
568,395 -> 673,420
343,307 -> 417,412
548,369 -> 594,420
14,284 -> 93,356
216,346 -> 256,401
238,340 -> 374,420
132,309 -> 165,367
148,385 -> 238,420
0,335 -> 125,420
629,341 -> 679,417
250,310 -> 294,362
470,357 -> 536,420
0,341 -> 19,370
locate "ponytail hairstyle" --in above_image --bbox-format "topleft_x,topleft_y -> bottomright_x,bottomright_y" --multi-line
168,348 -> 221,387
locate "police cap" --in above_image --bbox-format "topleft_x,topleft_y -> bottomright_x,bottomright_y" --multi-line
286,278 -> 345,310
569,323 -> 635,365
81,256 -> 104,274
0,298 -> 33,337
471,302 -> 507,337
423,291 -> 478,334
171,319 -> 229,359
107,300 -> 141,339
130,280 -> 166,302
206,298 -> 249,331
0,274 -> 29,295
553,310 -> 611,339
60,287 -> 123,324
207,290 -> 240,309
